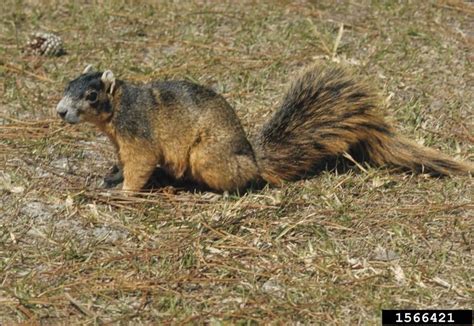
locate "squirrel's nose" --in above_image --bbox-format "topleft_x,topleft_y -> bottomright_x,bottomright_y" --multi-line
56,97 -> 71,120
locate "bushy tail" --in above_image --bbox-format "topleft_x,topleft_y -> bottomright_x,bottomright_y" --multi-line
254,65 -> 473,184
364,135 -> 474,176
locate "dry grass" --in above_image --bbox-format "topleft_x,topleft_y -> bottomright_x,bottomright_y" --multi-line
0,0 -> 473,324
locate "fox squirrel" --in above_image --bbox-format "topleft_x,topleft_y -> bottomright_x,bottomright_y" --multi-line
56,64 -> 473,192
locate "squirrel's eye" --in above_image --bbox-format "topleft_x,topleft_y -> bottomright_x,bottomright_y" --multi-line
86,91 -> 98,103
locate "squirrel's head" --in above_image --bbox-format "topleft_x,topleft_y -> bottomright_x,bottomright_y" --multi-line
56,65 -> 116,124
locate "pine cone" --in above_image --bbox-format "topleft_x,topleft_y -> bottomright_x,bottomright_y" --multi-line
26,32 -> 65,57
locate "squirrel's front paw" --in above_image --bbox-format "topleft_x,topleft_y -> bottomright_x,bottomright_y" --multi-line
101,164 -> 124,188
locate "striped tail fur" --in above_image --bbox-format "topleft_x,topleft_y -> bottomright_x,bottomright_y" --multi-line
254,64 -> 473,184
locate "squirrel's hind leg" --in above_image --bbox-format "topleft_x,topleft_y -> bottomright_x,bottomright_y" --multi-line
189,142 -> 259,193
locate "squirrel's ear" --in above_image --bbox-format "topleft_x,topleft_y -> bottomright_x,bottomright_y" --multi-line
101,70 -> 116,95
82,64 -> 95,74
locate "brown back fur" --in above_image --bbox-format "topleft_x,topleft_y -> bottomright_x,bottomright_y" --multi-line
105,80 -> 259,191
